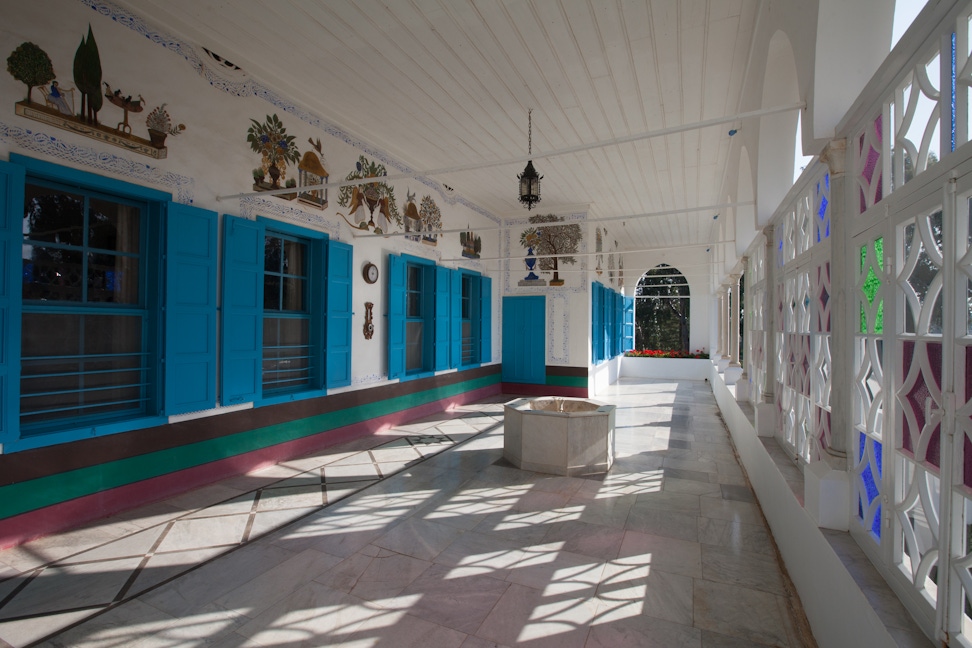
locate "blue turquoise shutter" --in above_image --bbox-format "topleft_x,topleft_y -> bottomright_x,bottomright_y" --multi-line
450,269 -> 462,367
592,283 -> 602,363
326,239 -> 353,388
602,286 -> 611,360
612,290 -> 621,357
388,254 -> 406,379
623,296 -> 634,351
480,275 -> 492,364
434,265 -> 451,371
221,215 -> 264,405
164,203 -> 218,415
0,161 -> 24,446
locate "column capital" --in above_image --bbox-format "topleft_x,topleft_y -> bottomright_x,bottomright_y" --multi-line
818,138 -> 847,176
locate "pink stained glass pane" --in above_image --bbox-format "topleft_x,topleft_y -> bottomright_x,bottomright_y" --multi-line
901,341 -> 943,466
873,114 -> 883,203
965,435 -> 972,489
901,340 -> 915,454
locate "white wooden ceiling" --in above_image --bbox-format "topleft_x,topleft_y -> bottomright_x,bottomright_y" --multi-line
122,0 -> 760,253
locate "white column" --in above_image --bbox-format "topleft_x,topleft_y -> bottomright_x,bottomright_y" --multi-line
725,274 -> 743,385
755,226 -> 777,437
717,285 -> 731,372
714,290 -> 725,362
736,261 -> 752,400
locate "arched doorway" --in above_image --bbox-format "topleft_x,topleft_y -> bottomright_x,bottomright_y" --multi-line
635,264 -> 690,352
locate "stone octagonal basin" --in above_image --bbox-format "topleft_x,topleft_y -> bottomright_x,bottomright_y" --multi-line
503,397 -> 616,476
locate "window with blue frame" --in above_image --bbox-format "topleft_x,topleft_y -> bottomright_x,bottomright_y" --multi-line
20,180 -> 152,431
388,253 -> 490,380
221,215 -> 351,406
262,232 -> 313,394
405,262 -> 433,373
0,155 -> 220,451
591,281 -> 627,364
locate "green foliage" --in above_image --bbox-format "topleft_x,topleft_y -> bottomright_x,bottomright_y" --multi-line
635,264 -> 690,352
246,114 -> 301,166
6,42 -> 54,103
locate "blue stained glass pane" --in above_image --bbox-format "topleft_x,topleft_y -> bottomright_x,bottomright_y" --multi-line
873,504 -> 882,537
818,196 -> 828,221
825,173 -> 829,191
875,438 -> 882,477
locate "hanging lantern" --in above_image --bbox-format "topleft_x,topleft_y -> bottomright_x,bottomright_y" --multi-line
518,109 -> 542,210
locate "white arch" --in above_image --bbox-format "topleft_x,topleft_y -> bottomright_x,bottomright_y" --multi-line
735,146 -> 756,257
813,0 -> 894,139
757,30 -> 800,226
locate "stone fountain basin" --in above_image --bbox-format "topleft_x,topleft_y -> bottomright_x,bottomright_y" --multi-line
503,397 -> 616,476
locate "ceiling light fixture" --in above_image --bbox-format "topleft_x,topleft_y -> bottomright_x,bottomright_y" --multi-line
518,109 -> 542,210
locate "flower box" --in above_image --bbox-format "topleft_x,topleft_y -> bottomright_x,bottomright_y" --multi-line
620,356 -> 712,380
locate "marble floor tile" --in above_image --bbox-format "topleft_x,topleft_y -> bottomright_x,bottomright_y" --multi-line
476,582 -> 596,648
616,530 -> 703,578
624,506 -> 700,542
505,547 -> 605,596
596,566 -> 694,626
155,515 -> 250,553
697,518 -> 774,557
350,552 -> 433,602
587,613 -> 702,648
693,579 -> 790,646
701,544 -> 786,595
346,610 -> 467,647
324,462 -> 381,483
699,497 -> 763,526
398,563 -> 511,634
373,518 -> 465,561
540,520 -> 626,562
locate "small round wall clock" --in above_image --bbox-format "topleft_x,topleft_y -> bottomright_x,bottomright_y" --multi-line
363,262 -> 379,284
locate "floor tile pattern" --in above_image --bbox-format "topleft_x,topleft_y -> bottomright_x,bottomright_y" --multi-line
0,381 -> 817,647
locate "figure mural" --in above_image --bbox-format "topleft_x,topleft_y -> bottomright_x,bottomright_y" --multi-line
519,213 -> 582,287
6,27 -> 183,158
337,156 -> 401,235
595,227 -> 603,275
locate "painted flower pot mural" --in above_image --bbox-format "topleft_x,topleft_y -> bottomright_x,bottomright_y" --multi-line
246,113 -> 300,189
145,103 -> 184,148
337,155 -> 401,235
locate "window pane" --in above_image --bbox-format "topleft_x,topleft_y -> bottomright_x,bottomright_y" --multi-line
263,316 -> 311,392
407,291 -> 421,317
282,277 -> 305,312
88,198 -> 140,254
264,275 -> 281,310
22,247 -> 84,301
406,321 -> 423,371
21,312 -> 145,427
408,265 -> 421,291
283,239 -> 307,275
88,252 -> 139,304
23,185 -> 84,245
264,236 -> 281,272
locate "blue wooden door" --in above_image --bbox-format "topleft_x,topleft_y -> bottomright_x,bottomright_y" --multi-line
502,296 -> 545,384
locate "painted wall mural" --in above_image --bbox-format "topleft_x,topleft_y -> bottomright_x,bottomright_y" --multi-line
403,190 -> 443,245
337,155 -> 401,234
519,213 -> 583,287
247,113 -> 300,190
460,229 -> 482,258
6,26 -> 183,159
298,137 -> 329,210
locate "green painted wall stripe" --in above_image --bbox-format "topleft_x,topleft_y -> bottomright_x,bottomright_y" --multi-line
0,374 -> 498,521
546,375 -> 588,388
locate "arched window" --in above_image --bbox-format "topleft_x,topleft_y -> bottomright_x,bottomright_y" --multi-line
635,264 -> 689,352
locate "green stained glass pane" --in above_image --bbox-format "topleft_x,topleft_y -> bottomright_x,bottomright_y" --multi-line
875,237 -> 883,270
861,303 -> 867,334
876,299 -> 883,334
863,266 -> 881,306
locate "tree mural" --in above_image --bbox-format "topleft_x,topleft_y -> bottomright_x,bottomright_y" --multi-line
6,42 -> 54,104
519,213 -> 582,286
73,25 -> 102,124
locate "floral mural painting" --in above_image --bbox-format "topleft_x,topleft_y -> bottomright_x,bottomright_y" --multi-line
519,213 -> 582,287
7,27 -> 180,158
298,138 -> 329,209
247,113 -> 300,189
337,155 -> 401,235
145,104 -> 185,148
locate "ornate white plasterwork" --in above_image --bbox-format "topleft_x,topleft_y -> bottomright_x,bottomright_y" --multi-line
240,195 -> 341,240
78,0 -> 498,223
547,292 -> 570,363
0,120 -> 195,204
